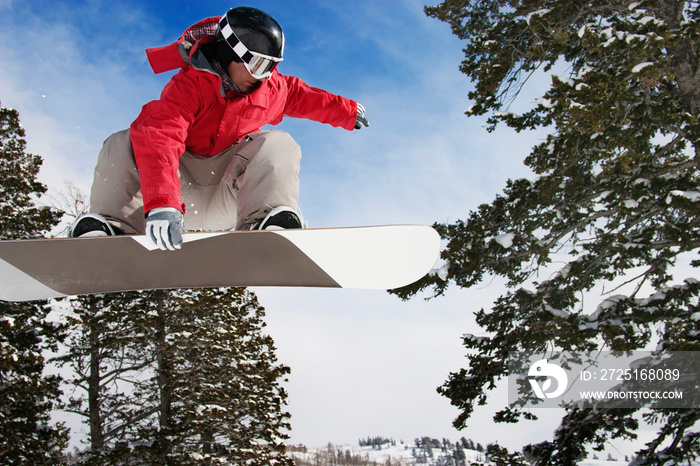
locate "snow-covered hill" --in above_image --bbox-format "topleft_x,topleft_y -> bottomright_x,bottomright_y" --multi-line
286,438 -> 629,465
288,441 -> 485,465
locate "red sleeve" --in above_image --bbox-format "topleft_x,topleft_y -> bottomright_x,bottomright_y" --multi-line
280,75 -> 357,131
130,69 -> 202,214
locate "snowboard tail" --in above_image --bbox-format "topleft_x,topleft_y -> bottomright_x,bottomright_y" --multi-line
0,225 -> 440,302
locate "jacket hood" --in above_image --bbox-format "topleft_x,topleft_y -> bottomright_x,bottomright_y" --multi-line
145,17 -> 220,74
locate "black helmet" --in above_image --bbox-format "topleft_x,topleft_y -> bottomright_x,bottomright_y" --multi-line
216,7 -> 284,79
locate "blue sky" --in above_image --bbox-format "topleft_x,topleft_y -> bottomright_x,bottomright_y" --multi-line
0,0 -> 614,455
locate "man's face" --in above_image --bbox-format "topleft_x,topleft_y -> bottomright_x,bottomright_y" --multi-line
227,61 -> 263,94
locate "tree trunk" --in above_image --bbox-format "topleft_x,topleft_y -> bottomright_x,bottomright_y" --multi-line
88,301 -> 104,452
155,291 -> 173,460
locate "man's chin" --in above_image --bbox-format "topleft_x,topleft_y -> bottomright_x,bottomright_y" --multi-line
240,81 -> 263,94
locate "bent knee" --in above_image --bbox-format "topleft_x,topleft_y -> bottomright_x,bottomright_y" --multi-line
256,131 -> 301,161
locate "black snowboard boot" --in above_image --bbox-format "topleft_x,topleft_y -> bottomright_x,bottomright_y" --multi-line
249,206 -> 305,230
70,213 -> 122,237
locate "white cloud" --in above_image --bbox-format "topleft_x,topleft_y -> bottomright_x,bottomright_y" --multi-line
0,2 -> 169,196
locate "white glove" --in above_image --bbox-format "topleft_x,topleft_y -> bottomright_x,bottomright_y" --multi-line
354,103 -> 369,129
145,207 -> 184,251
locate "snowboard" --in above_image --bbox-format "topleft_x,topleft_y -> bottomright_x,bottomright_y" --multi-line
0,225 -> 440,302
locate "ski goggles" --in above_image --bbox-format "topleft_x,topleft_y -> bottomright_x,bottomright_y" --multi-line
219,16 -> 283,80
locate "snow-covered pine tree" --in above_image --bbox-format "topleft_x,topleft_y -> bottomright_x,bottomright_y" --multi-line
0,107 -> 66,463
393,1 -> 700,463
137,288 -> 293,465
485,443 -> 529,466
56,292 -> 157,463
0,108 -> 59,240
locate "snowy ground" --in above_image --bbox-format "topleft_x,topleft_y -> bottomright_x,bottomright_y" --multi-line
288,442 -> 483,465
286,442 -> 630,465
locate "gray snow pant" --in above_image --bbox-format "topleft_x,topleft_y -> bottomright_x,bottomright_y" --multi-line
89,129 -> 301,234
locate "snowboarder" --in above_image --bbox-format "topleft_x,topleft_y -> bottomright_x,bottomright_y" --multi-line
70,6 -> 369,250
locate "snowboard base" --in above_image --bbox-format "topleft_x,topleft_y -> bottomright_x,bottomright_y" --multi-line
0,225 -> 440,302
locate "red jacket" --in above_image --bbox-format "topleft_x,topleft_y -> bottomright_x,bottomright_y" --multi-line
130,18 -> 358,214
